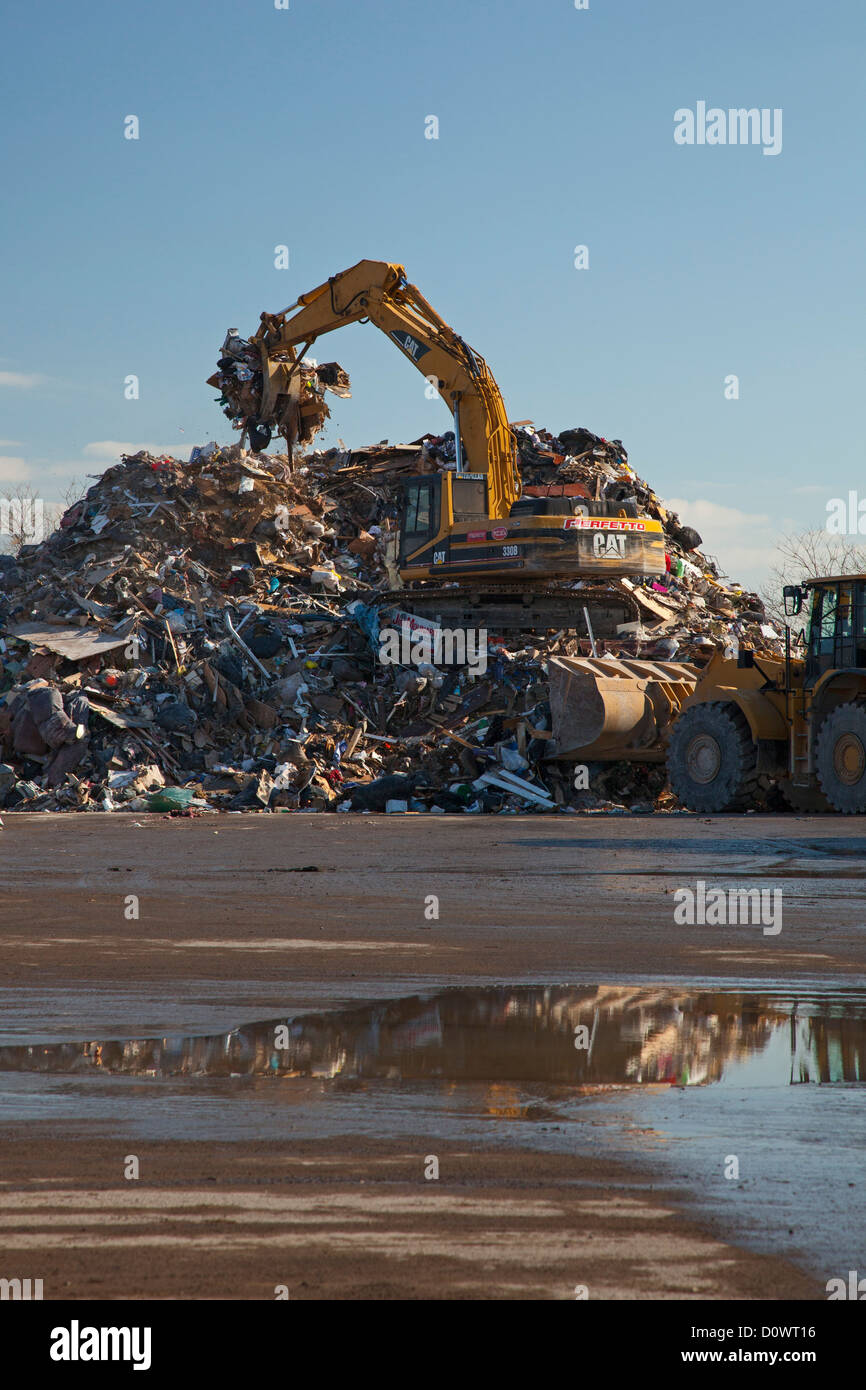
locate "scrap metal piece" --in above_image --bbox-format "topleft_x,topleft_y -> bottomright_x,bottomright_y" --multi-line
8,620 -> 137,661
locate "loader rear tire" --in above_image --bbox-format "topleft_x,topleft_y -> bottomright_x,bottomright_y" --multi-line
815,702 -> 866,813
667,701 -> 760,812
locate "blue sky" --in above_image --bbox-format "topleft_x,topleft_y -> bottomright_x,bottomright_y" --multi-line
1,0 -> 863,587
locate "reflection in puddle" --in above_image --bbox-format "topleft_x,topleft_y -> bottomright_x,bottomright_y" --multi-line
1,985 -> 864,1086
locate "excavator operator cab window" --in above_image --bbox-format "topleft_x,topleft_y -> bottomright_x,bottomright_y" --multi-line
399,477 -> 440,563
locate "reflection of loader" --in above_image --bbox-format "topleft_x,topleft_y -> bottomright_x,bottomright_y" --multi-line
550,575 -> 866,814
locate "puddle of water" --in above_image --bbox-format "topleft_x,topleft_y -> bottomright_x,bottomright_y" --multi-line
593,1081 -> 866,1278
1,984 -> 864,1086
1,983 -> 863,1280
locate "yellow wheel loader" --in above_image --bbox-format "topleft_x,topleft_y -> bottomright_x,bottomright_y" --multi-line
549,575 -> 866,814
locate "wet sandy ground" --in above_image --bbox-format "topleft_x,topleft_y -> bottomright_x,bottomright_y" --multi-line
1,812 -> 864,1299
0,1136 -> 819,1301
2,812 -> 865,997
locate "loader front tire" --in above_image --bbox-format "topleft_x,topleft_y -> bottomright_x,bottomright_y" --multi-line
816,702 -> 866,814
667,701 -> 760,812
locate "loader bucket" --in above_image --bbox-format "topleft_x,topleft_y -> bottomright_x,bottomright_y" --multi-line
547,655 -> 700,761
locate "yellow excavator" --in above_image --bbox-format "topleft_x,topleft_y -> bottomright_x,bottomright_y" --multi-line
209,259 -> 666,634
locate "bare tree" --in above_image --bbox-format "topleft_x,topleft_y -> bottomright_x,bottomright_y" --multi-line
0,483 -> 62,554
761,529 -> 866,628
60,475 -> 86,511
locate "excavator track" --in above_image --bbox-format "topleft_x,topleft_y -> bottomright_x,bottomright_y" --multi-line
345,584 -> 640,637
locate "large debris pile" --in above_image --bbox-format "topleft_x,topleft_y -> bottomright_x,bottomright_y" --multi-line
0,427 -> 782,814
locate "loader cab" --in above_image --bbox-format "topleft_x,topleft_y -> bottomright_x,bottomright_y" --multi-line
398,474 -> 442,564
803,577 -> 866,681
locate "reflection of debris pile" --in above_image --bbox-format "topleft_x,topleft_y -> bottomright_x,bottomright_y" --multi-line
3,987 -> 858,1086
0,427 -> 783,815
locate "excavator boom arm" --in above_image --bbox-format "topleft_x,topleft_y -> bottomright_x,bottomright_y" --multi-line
254,259 -> 521,518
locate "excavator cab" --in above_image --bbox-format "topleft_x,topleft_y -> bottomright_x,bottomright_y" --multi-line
398,475 -> 442,565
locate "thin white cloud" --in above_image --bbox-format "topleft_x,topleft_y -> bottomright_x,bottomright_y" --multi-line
0,456 -> 31,483
0,439 -> 22,447
666,498 -> 770,529
666,497 -> 773,588
83,440 -> 139,459
0,371 -> 45,389
83,440 -> 187,460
